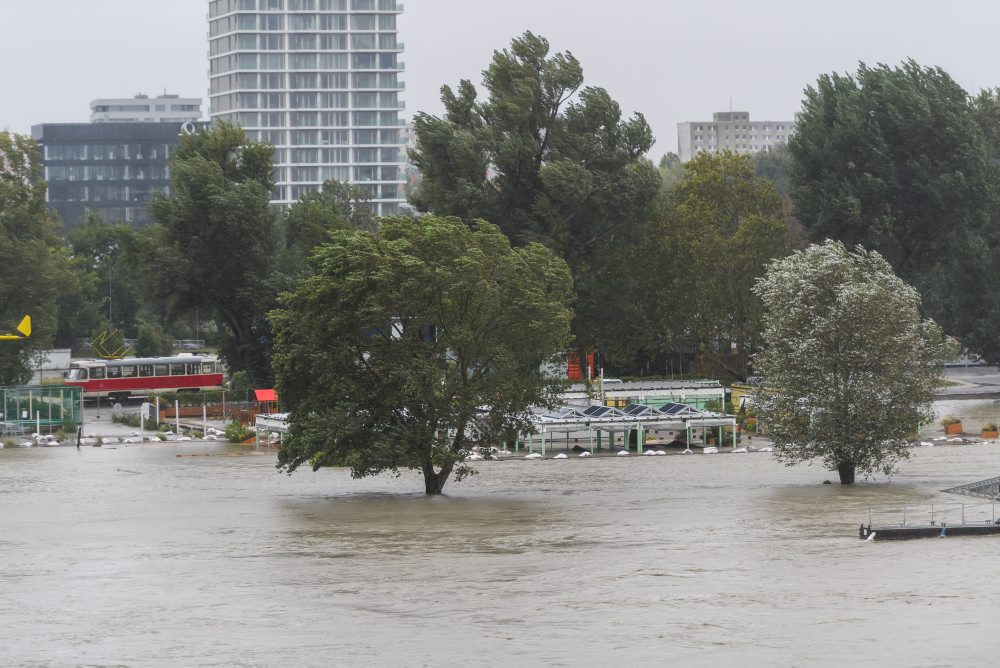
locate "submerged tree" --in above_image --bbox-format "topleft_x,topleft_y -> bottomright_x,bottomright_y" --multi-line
148,122 -> 278,388
753,240 -> 951,484
271,215 -> 574,494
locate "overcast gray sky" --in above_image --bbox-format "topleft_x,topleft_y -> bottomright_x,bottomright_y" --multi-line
2,0 -> 998,158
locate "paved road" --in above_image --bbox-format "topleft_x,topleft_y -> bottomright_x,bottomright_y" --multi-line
939,364 -> 1000,397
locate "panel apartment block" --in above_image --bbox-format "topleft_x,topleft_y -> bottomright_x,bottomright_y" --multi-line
677,111 -> 795,163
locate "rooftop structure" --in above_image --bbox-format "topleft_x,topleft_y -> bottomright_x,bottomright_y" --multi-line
91,93 -> 202,123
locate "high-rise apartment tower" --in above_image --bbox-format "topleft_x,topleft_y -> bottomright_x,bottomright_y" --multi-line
207,0 -> 405,215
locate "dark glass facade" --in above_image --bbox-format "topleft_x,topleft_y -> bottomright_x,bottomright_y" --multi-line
31,122 -> 206,228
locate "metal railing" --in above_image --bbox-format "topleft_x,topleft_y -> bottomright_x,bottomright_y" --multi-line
867,501 -> 1000,527
942,475 -> 1000,499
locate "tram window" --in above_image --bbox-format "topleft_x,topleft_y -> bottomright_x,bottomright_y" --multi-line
202,362 -> 216,373
139,365 -> 154,377
186,363 -> 201,375
121,365 -> 136,377
67,368 -> 87,381
91,367 -> 106,379
106,366 -> 121,379
170,363 -> 185,375
154,364 -> 169,376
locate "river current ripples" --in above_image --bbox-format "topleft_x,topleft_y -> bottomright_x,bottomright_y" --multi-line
2,437 -> 999,665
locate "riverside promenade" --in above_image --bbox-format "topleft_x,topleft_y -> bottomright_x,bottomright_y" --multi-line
938,363 -> 1000,399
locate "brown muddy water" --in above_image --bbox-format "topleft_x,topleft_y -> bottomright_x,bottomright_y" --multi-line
2,435 -> 1000,665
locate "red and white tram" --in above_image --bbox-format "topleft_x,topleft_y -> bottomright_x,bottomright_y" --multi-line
64,354 -> 224,400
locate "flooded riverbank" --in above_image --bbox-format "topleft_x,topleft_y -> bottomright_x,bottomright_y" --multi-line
3,435 -> 999,665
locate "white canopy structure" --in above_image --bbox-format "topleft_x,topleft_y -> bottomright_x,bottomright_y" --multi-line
518,402 -> 738,455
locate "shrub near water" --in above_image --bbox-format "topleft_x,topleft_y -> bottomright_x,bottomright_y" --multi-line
225,422 -> 250,443
112,413 -> 143,428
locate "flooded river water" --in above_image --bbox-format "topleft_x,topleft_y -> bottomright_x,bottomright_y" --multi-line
2,438 -> 999,665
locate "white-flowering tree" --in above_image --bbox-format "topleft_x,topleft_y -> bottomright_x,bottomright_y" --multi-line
753,240 -> 952,484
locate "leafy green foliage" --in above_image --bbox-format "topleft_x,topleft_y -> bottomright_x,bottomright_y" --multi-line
135,320 -> 174,357
281,179 -> 377,276
751,143 -> 792,197
409,32 -> 661,358
147,123 -> 278,387
657,152 -> 686,192
753,240 -> 952,483
641,152 -> 791,379
789,60 -> 997,359
0,132 -> 69,384
64,213 -> 147,339
271,215 -> 574,493
225,421 -> 251,443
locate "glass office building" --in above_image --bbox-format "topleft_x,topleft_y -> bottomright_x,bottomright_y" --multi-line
207,0 -> 406,215
32,122 -> 206,228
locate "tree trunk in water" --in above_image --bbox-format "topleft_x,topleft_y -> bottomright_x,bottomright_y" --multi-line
421,461 -> 454,494
837,462 -> 856,485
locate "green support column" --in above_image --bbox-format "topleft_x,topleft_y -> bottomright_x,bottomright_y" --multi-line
589,425 -> 595,454
515,434 -> 520,453
637,423 -> 644,454
597,429 -> 602,451
528,433 -> 533,454
732,422 -> 737,449
687,423 -> 692,449
541,430 -> 546,456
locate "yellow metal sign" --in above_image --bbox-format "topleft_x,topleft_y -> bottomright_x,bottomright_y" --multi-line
90,328 -> 129,359
0,315 -> 31,341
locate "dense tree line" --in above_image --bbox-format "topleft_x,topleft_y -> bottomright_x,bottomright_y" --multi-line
5,52 -> 986,383
0,124 -> 377,386
789,60 -> 1000,362
4,35 -> 989,489
410,32 -> 792,377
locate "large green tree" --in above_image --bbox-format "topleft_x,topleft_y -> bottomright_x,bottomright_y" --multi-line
409,32 -> 661,358
751,143 -> 792,197
271,215 -> 574,494
643,152 -> 790,379
753,240 -> 951,484
148,123 -> 278,387
656,152 -> 686,192
0,132 -> 69,384
789,60 -> 996,357
281,179 -> 377,277
63,213 -> 146,339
